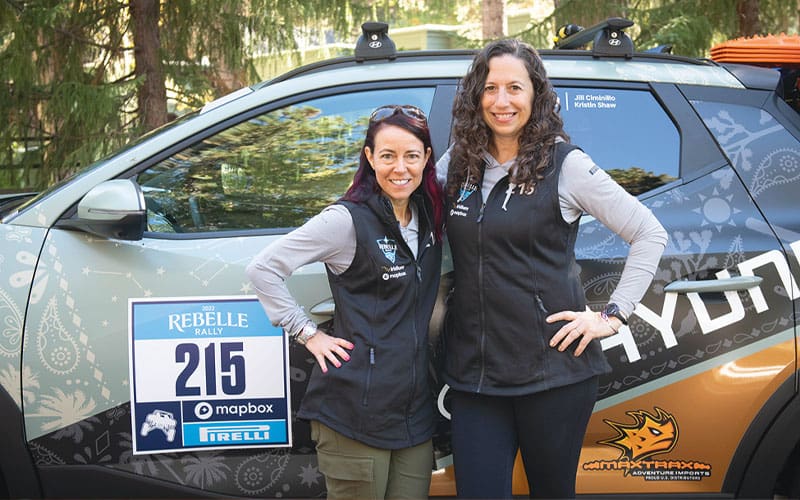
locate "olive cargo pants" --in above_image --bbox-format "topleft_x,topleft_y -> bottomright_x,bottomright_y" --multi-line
310,420 -> 433,499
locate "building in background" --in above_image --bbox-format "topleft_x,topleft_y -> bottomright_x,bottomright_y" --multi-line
253,6 -> 549,80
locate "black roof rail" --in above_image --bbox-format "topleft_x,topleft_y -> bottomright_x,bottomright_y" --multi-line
554,17 -> 634,58
644,44 -> 673,54
355,21 -> 397,62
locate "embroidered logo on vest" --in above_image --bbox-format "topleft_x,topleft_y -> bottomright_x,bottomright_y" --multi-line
456,178 -> 478,203
376,236 -> 397,263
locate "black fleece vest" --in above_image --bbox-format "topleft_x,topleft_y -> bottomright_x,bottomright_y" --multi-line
297,193 -> 442,449
444,142 -> 611,396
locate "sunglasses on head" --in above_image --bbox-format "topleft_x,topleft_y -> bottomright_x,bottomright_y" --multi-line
369,104 -> 427,123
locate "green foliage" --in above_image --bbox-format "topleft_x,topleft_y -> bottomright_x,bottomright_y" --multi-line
3,0 -> 798,192
1,0 -> 134,188
607,167 -> 676,196
518,0 -> 797,56
0,0 -> 366,191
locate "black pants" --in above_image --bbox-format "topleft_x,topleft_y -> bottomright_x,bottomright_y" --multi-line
450,376 -> 598,499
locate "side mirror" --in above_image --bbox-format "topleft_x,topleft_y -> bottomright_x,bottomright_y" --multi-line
56,179 -> 146,241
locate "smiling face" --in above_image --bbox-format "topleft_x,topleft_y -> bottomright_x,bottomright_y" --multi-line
365,124 -> 431,208
481,53 -> 534,144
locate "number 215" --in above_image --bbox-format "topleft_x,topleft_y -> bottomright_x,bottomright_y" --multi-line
175,342 -> 245,396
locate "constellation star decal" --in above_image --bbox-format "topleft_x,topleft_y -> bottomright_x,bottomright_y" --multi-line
298,463 -> 321,487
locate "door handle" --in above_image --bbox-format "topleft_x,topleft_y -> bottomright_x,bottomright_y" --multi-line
664,275 -> 763,293
310,298 -> 335,316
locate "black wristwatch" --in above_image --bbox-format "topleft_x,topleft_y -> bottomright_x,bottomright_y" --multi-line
601,303 -> 628,325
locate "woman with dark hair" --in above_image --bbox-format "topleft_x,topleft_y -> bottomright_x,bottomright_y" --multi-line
437,39 -> 667,498
247,105 -> 444,499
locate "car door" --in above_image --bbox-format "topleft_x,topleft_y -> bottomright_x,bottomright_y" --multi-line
683,85 -> 800,496
20,85 -> 442,498
548,82 -> 798,496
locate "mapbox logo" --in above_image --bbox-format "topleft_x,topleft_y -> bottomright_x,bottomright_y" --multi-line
193,401 -> 274,420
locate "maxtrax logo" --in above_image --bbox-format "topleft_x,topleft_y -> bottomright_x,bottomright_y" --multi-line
582,407 -> 712,481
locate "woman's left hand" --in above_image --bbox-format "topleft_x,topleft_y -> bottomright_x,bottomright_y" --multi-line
546,308 -> 620,356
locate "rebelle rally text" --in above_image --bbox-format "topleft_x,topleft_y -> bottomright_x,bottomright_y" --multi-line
168,311 -> 249,335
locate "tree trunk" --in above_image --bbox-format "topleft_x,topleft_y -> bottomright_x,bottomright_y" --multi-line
207,3 -> 248,97
131,0 -> 168,130
736,0 -> 762,37
482,0 -> 504,40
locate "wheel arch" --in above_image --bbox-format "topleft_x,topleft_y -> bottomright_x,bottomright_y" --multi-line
723,372 -> 800,498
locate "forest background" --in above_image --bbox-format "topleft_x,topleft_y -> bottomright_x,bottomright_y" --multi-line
1,0 -> 798,192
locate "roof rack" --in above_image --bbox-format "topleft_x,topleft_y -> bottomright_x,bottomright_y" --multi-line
554,17 -> 634,58
355,21 -> 397,62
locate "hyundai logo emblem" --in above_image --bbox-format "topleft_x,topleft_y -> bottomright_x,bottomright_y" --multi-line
369,40 -> 383,49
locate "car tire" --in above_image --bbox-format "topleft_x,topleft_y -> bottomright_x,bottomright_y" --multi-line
775,444 -> 800,499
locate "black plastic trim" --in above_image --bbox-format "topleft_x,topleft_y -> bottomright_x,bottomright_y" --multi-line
38,464 -> 220,498
55,211 -> 146,241
254,48 -> 718,89
679,85 -> 772,108
0,384 -> 42,498
256,50 -> 476,87
143,227 -> 290,240
723,373 -> 799,497
719,62 -> 781,91
577,495 -> 732,500
656,82 -> 728,180
765,90 -> 800,142
429,84 -> 457,160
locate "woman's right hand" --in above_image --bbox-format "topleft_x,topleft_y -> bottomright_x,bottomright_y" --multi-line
304,331 -> 354,373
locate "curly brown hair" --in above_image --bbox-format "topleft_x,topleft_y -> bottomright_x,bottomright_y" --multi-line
446,39 -> 569,199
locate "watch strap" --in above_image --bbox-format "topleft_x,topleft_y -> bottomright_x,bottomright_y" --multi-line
602,303 -> 628,325
293,321 -> 318,345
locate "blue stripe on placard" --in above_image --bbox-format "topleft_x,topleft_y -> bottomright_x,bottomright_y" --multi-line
183,420 -> 288,447
131,297 -> 280,341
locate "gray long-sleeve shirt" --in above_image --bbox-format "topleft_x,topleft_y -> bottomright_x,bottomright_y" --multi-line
246,203 -> 419,337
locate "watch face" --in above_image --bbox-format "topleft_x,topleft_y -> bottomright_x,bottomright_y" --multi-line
296,323 -> 317,345
604,303 -> 627,324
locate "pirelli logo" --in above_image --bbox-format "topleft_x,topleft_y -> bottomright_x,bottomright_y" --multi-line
199,424 -> 271,443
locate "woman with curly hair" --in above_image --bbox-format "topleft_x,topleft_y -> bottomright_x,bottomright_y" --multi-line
436,39 -> 667,498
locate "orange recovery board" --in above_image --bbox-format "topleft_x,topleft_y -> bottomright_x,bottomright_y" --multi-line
710,34 -> 800,65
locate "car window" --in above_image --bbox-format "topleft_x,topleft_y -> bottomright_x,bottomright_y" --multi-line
556,87 -> 679,195
691,98 -> 800,234
137,88 -> 436,234
691,99 -> 799,190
